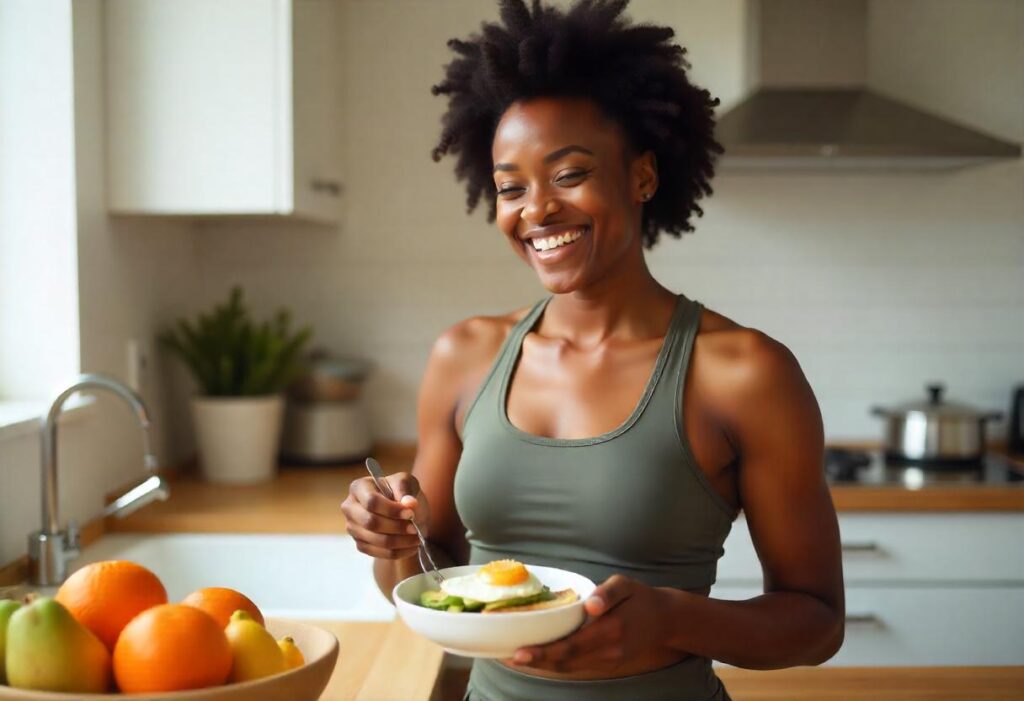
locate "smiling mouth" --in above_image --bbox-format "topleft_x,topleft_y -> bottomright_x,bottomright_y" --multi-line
526,227 -> 589,253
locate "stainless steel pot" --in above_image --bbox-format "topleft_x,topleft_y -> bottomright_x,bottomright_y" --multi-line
871,384 -> 1002,465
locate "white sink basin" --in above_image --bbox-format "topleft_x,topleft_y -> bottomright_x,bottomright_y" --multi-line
72,533 -> 396,621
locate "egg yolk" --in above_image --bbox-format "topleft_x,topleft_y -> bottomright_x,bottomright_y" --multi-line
480,559 -> 529,586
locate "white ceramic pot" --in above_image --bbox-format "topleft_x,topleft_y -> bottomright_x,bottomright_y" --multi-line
191,394 -> 284,484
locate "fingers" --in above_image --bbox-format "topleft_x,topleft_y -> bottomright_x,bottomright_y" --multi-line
390,474 -> 431,532
585,574 -> 634,617
389,473 -> 420,500
342,472 -> 432,559
352,476 -> 414,517
343,500 -> 417,535
512,615 -> 626,672
346,522 -> 421,559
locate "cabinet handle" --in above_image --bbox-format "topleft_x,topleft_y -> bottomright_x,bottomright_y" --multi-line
311,179 -> 342,196
845,612 -> 882,625
841,541 -> 881,553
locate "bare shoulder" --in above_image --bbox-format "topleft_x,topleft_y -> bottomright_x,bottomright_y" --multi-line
430,306 -> 531,370
693,307 -> 809,409
423,305 -> 535,416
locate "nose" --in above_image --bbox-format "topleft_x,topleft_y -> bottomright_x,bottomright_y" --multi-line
520,187 -> 560,225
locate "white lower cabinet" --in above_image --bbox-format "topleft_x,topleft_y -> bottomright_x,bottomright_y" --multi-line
710,585 -> 1024,666
710,513 -> 1024,666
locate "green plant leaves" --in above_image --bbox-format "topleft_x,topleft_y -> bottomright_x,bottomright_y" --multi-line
157,286 -> 314,397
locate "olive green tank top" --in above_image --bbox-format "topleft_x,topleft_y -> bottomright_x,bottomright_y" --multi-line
454,293 -> 739,592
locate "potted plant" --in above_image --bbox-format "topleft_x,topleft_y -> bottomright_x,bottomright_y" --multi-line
159,287 -> 313,483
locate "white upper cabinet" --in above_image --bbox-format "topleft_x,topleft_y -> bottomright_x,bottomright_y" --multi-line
105,0 -> 341,222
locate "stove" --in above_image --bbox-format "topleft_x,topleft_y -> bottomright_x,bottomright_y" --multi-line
824,448 -> 1024,488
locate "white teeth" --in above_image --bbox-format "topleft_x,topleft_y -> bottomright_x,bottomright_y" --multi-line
531,228 -> 585,251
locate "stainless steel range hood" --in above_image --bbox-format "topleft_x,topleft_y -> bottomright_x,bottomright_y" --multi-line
715,0 -> 1022,170
717,88 -> 1022,170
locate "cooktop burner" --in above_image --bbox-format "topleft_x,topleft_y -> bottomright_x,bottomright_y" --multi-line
824,448 -> 1024,488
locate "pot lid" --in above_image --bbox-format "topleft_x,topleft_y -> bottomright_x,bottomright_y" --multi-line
874,384 -> 999,420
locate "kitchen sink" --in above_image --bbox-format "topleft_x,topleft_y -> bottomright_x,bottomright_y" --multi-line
66,533 -> 396,621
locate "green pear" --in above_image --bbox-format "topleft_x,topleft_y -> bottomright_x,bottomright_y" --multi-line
5,597 -> 111,693
0,599 -> 22,684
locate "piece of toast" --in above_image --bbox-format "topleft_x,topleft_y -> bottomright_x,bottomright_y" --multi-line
481,588 -> 579,614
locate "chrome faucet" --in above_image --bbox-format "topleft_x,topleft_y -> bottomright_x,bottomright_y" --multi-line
27,373 -> 170,586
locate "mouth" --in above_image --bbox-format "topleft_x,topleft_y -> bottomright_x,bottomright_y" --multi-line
522,226 -> 589,260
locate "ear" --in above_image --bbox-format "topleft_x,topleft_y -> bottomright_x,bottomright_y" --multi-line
631,150 -> 658,204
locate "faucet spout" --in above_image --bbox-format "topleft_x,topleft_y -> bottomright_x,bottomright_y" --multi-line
100,474 -> 171,520
29,373 -> 166,586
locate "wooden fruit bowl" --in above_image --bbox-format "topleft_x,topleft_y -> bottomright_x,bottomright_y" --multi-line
0,619 -> 339,701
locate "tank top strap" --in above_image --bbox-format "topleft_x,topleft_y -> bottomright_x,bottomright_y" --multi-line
460,297 -> 551,438
646,293 -> 704,418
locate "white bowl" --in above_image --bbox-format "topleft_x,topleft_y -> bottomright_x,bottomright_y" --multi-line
393,565 -> 596,658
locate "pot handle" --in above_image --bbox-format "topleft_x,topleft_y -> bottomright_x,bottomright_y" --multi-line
870,406 -> 888,417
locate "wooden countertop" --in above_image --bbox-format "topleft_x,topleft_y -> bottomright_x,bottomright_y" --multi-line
716,665 -> 1024,700
109,445 -> 1024,537
309,620 -> 444,701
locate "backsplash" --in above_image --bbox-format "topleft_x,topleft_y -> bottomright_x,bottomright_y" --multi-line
185,0 -> 1023,445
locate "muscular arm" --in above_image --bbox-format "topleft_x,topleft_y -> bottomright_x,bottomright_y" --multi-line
660,333 -> 845,668
372,327 -> 468,598
372,318 -> 509,599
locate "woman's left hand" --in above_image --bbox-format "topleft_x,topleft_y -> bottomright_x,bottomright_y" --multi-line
507,575 -> 674,674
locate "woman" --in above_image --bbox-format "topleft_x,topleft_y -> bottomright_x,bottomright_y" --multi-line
341,1 -> 845,699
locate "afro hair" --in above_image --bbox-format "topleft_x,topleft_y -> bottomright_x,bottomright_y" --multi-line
430,0 -> 723,248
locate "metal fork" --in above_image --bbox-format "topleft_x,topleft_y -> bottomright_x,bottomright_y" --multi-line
364,458 -> 445,585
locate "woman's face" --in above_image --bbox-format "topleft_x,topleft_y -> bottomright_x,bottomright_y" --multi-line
491,97 -> 656,294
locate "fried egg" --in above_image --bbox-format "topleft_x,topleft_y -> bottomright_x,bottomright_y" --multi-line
439,559 -> 543,603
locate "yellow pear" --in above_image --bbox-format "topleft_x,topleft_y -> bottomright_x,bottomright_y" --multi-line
0,599 -> 22,684
5,597 -> 111,693
225,610 -> 286,682
277,635 -> 305,669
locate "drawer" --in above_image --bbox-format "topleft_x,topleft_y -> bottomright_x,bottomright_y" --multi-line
709,585 -> 1024,666
716,513 -> 1024,584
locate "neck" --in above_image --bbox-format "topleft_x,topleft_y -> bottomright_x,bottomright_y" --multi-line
542,249 -> 677,348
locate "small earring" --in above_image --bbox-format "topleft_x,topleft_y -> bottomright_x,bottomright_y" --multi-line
642,192 -> 651,201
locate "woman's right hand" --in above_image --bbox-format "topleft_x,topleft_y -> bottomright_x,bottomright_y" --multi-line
341,472 -> 431,560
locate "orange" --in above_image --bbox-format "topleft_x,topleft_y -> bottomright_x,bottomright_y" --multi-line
181,587 -> 264,629
56,560 -> 167,650
113,604 -> 231,693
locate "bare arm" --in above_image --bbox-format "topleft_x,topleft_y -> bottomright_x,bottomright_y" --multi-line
659,332 -> 845,668
368,327 -> 471,601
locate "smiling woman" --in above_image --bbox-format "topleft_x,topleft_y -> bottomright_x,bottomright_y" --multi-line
341,2 -> 845,700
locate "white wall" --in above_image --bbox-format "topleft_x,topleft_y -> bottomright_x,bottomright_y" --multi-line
0,0 -> 202,567
192,0 -> 1022,444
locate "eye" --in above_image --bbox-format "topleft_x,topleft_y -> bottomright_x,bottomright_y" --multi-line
555,169 -> 591,185
496,185 -> 524,199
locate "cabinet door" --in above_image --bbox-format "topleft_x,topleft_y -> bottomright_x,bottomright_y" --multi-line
711,586 -> 1024,666
290,0 -> 342,223
716,513 -> 1024,584
106,0 -> 290,215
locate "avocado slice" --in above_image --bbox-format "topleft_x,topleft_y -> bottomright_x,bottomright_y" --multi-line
419,590 -> 464,610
